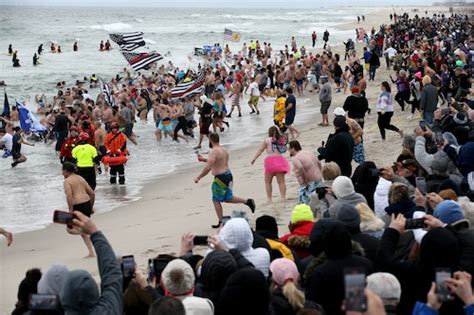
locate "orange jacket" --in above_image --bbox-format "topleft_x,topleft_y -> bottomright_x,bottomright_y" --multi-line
104,131 -> 128,155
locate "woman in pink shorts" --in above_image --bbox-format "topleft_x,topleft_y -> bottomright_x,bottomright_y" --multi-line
251,126 -> 290,204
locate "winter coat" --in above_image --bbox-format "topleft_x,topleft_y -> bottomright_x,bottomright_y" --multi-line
280,221 -> 314,259
318,130 -> 355,177
59,231 -> 122,315
375,227 -> 465,315
306,220 -> 373,315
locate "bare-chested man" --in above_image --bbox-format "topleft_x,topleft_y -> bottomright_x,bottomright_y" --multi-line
155,102 -> 173,141
194,133 -> 255,228
227,79 -> 242,117
94,121 -> 107,173
295,65 -> 306,97
62,161 -> 96,257
101,102 -> 113,130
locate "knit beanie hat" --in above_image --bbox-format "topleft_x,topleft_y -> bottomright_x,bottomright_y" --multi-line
367,273 -> 401,301
434,200 -> 464,224
255,215 -> 279,239
161,259 -> 195,296
453,112 -> 468,125
332,176 -> 355,198
335,203 -> 361,231
291,204 -> 314,224
269,258 -> 299,286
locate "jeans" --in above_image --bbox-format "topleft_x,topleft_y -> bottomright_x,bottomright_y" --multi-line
423,111 -> 434,125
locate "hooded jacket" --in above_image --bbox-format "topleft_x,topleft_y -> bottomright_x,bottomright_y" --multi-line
376,227 -> 464,315
270,288 -> 324,315
37,265 -> 69,296
306,220 -> 373,315
196,250 -> 238,306
219,218 -> 270,277
217,268 -> 270,315
59,231 -> 122,315
279,221 -> 314,259
318,129 -> 355,177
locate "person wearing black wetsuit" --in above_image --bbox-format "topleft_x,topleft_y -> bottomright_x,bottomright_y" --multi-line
33,53 -> 39,66
37,44 -> 43,55
54,111 -> 71,152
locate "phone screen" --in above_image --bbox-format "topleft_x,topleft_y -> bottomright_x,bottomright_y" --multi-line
405,218 -> 426,230
344,270 -> 367,312
121,255 -> 136,279
53,210 -> 76,225
419,120 -> 427,131
435,269 -> 452,302
193,235 -> 208,246
29,294 -> 60,311
416,177 -> 427,195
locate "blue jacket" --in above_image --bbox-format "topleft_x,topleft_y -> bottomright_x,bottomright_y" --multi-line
413,302 -> 474,315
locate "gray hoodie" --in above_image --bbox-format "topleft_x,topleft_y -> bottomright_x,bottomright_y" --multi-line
319,82 -> 332,103
59,231 -> 122,315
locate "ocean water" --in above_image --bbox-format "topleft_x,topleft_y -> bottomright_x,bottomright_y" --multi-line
0,6 -> 375,233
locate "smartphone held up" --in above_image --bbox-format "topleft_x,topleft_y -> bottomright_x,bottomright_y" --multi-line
53,210 -> 77,225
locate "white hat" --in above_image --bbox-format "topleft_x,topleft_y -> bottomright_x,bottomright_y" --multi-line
412,211 -> 427,244
200,95 -> 209,103
333,107 -> 346,117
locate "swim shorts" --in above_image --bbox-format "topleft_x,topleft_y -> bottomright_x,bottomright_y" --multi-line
320,101 -> 331,115
296,79 -> 304,86
212,170 -> 234,203
299,180 -> 322,205
158,119 -> 174,133
73,200 -> 93,217
249,96 -> 259,107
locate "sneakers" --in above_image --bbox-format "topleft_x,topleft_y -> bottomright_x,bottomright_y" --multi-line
256,110 -> 260,115
246,199 -> 256,213
238,113 -> 242,117
250,110 -> 256,115
226,114 -> 232,118
11,162 -> 18,168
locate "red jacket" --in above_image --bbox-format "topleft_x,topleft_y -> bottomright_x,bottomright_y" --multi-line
280,221 -> 314,259
60,137 -> 78,161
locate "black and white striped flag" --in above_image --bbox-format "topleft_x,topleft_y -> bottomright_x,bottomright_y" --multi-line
122,51 -> 163,71
99,78 -> 115,106
170,72 -> 206,99
109,32 -> 146,52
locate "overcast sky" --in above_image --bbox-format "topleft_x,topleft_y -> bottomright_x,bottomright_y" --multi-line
2,0 -> 442,8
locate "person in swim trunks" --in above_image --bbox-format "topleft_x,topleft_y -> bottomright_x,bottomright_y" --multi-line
62,162 -> 96,257
194,133 -> 256,228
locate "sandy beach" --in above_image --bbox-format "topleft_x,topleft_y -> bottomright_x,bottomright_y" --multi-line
0,5 -> 444,312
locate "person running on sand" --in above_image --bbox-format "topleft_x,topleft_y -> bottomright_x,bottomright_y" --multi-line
248,77 -> 261,115
194,133 -> 256,228
62,161 -> 96,258
288,140 -> 322,204
227,78 -> 242,118
285,87 -> 300,139
251,126 -> 290,204
376,81 -> 403,141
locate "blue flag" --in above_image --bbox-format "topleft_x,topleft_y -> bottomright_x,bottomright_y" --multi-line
2,90 -> 9,117
16,101 -> 47,133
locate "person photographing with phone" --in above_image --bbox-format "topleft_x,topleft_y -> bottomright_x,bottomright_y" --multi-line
58,211 -> 123,314
62,161 -> 96,258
